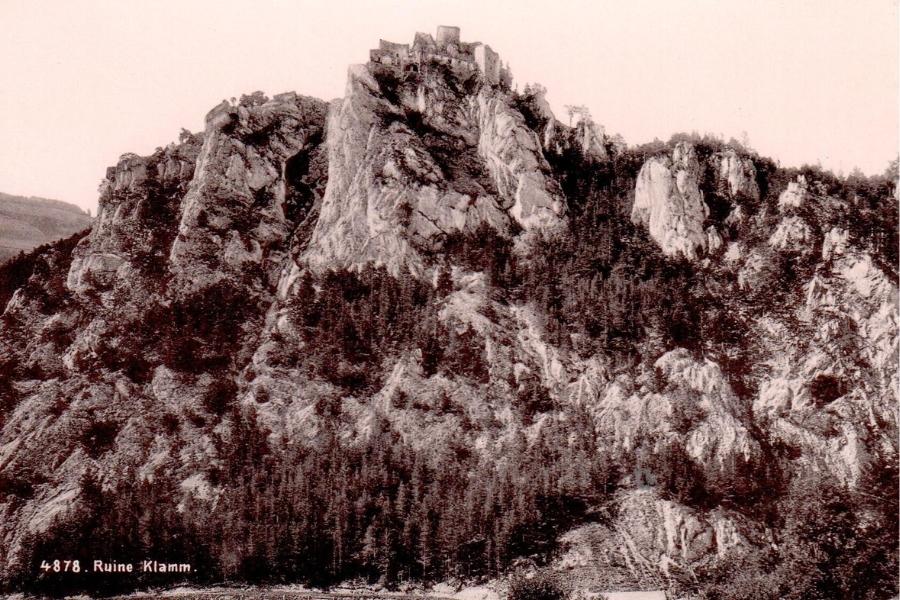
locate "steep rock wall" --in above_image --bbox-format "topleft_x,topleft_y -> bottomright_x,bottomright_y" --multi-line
632,143 -> 710,260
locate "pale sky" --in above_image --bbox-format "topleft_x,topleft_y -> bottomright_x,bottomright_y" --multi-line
1,0 -> 897,214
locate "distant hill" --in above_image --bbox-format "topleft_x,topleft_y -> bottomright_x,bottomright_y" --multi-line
0,193 -> 92,262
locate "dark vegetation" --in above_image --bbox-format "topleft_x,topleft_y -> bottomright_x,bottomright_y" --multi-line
627,436 -> 787,518
13,467 -> 212,597
80,420 -> 120,459
507,572 -> 566,600
0,229 -> 88,313
13,406 -> 615,596
284,140 -> 327,224
81,277 -> 263,384
809,373 -> 847,407
695,449 -> 899,600
0,230 -> 90,399
163,281 -> 260,373
279,266 -> 488,391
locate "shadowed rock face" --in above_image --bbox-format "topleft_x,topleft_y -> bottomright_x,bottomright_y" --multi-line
168,94 -> 327,294
0,194 -> 92,262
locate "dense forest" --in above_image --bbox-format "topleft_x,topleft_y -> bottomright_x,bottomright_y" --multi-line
0,229 -> 88,314
12,395 -> 897,599
16,405 -> 616,596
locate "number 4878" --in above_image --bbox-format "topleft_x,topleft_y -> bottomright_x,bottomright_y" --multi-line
40,560 -> 81,573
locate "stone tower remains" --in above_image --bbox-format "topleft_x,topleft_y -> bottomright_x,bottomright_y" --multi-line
435,25 -> 461,47
368,26 -> 512,89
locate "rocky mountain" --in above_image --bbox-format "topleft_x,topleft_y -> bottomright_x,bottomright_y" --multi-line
0,193 -> 92,262
0,27 -> 897,600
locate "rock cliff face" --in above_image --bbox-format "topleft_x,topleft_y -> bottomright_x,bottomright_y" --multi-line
754,226 -> 898,484
67,142 -> 199,298
302,63 -> 564,276
631,143 -> 710,260
590,349 -> 759,469
778,174 -> 809,210
0,28 -> 897,598
556,487 -> 755,592
715,148 -> 760,202
631,144 -> 768,261
169,93 -> 327,293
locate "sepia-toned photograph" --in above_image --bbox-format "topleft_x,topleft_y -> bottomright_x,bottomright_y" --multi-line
0,1 -> 897,598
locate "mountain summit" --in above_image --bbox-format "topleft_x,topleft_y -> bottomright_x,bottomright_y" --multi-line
0,27 -> 897,599
304,26 -> 566,276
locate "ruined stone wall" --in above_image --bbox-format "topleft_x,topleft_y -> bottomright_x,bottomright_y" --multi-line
474,44 -> 500,85
369,28 -> 508,88
436,25 -> 460,46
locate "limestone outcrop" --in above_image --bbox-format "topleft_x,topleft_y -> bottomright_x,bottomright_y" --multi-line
169,93 -> 327,292
66,141 -> 201,299
778,175 -> 809,210
632,142 -> 710,260
714,148 -> 760,201
753,232 -> 898,485
300,59 -> 565,276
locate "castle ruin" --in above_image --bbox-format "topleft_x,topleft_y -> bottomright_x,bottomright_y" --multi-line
369,26 -> 512,88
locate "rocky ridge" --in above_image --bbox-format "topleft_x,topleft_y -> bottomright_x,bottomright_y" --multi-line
0,28 -> 897,598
